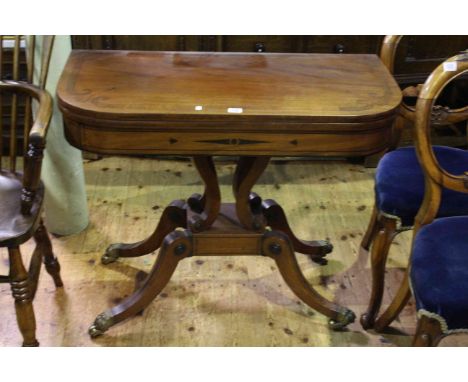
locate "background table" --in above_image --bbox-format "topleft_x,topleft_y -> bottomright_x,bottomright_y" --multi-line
57,50 -> 401,336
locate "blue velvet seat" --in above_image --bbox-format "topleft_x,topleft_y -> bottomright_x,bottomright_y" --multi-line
375,146 -> 468,226
410,216 -> 468,332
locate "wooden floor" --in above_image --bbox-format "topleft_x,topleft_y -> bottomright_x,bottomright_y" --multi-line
1,156 -> 466,346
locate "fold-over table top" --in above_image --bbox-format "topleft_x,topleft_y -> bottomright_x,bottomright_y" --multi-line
58,50 -> 401,123
58,50 -> 402,156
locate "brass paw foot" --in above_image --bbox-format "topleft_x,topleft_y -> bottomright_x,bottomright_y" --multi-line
328,308 -> 356,330
308,241 -> 332,265
89,324 -> 105,338
88,312 -> 113,338
318,240 -> 333,256
309,255 -> 328,266
101,244 -> 121,264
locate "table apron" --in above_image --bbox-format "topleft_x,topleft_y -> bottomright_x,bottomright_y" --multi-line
64,118 -> 394,157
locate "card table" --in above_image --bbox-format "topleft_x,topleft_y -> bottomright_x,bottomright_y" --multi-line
57,50 -> 401,337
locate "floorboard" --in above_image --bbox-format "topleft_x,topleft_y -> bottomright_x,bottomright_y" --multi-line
1,156 -> 466,346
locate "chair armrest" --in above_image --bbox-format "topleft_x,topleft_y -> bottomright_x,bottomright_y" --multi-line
0,81 -> 53,144
0,81 -> 53,214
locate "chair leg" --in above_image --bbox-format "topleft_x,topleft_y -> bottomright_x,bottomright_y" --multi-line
33,220 -> 63,288
8,246 -> 39,347
360,204 -> 380,251
412,315 -> 444,347
373,271 -> 412,332
360,214 -> 398,329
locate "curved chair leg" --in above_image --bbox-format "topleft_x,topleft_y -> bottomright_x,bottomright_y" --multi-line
412,315 -> 444,347
373,271 -> 411,332
360,214 -> 398,329
360,204 -> 380,252
101,199 -> 187,264
9,247 -> 39,347
89,230 -> 192,337
262,230 -> 355,329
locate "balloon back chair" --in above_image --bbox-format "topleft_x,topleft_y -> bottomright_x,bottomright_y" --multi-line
0,35 -> 63,346
360,37 -> 468,331
409,54 -> 468,345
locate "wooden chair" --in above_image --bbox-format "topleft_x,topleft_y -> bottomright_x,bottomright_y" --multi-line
0,35 -> 63,346
409,54 -> 468,345
360,37 -> 468,331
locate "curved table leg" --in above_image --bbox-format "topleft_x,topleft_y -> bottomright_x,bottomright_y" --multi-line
101,200 -> 187,264
89,230 -> 192,337
262,199 -> 333,265
233,157 -> 257,200
233,156 -> 270,231
262,230 -> 355,330
187,156 -> 221,232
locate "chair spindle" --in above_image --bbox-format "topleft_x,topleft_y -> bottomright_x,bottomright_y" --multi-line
23,35 -> 35,156
9,36 -> 21,172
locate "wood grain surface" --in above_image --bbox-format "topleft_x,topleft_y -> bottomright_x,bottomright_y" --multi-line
58,50 -> 401,120
57,51 -> 401,156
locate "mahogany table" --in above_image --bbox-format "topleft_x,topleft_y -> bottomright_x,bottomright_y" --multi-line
57,50 -> 401,337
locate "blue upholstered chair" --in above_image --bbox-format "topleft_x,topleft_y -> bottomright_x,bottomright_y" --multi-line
411,216 -> 468,345
408,55 -> 468,345
360,39 -> 468,331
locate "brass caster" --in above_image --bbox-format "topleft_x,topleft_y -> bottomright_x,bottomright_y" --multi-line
101,244 -> 120,264
88,324 -> 105,338
309,255 -> 328,266
307,240 -> 332,265
318,240 -> 333,256
88,312 -> 113,338
328,308 -> 356,330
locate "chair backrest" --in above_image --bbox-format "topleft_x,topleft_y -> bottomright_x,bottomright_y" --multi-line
413,52 -> 468,229
379,35 -> 403,74
380,36 -> 468,150
0,35 -> 54,172
0,35 -> 55,215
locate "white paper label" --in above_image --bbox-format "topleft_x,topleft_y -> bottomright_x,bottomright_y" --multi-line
443,62 -> 457,72
227,107 -> 243,113
194,105 -> 203,111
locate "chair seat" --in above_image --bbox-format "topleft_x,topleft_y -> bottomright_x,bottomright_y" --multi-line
375,146 -> 468,226
410,216 -> 468,332
0,171 -> 43,247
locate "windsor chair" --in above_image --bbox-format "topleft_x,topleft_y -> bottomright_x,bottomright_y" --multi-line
0,35 -> 63,346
